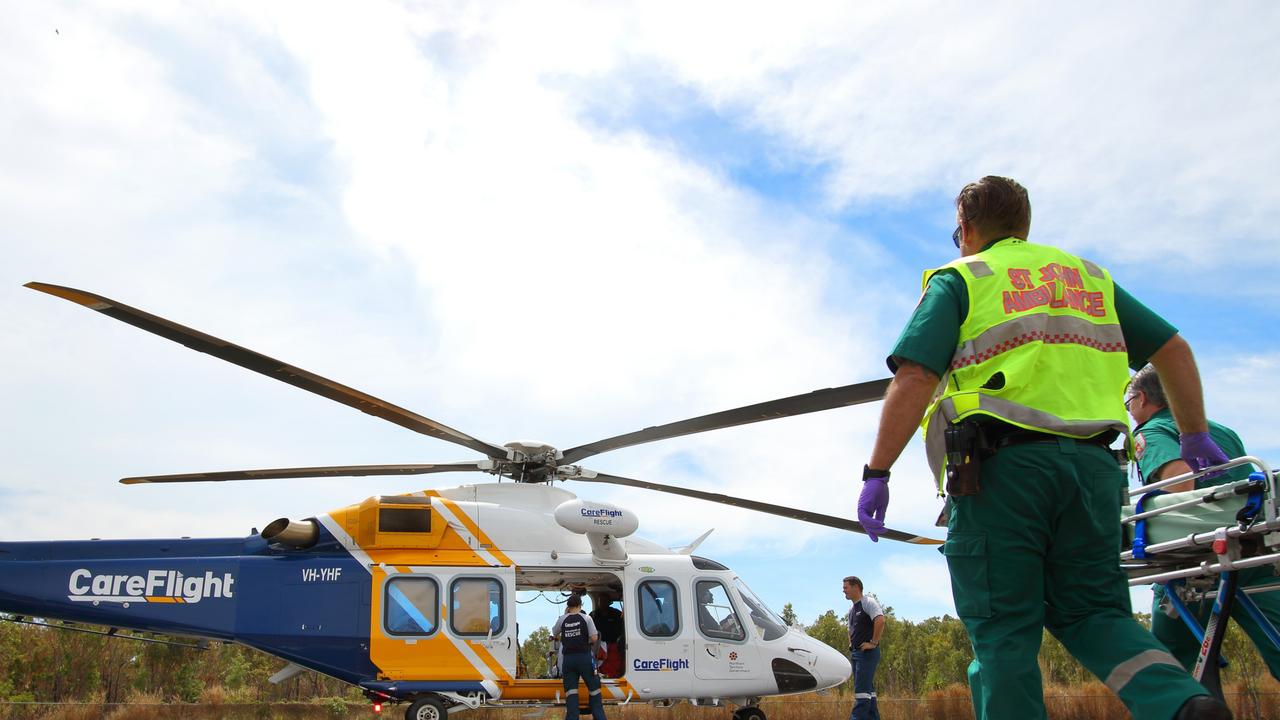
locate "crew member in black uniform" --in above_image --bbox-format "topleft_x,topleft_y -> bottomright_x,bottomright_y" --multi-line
553,594 -> 608,720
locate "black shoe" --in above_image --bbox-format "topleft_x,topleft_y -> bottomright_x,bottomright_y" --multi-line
1174,695 -> 1232,720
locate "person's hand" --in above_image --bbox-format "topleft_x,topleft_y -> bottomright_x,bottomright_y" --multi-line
858,476 -> 889,542
859,641 -> 877,651
1180,431 -> 1230,478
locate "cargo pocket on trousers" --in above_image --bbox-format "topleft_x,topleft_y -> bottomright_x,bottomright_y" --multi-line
942,531 -> 992,618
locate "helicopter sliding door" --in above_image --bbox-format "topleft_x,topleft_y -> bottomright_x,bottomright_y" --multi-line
444,566 -> 518,685
373,565 -> 517,692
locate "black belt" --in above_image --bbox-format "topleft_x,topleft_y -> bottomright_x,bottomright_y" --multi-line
989,427 -> 1117,450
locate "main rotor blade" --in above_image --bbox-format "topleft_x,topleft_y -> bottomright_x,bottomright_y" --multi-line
578,472 -> 942,545
121,462 -> 491,484
27,282 -> 509,460
560,377 -> 892,466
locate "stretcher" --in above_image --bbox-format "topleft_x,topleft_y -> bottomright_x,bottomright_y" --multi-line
1121,456 -> 1280,699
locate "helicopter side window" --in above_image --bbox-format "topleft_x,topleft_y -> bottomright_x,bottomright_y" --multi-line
384,577 -> 440,636
450,577 -> 505,637
695,580 -> 745,642
379,506 -> 431,533
637,580 -> 679,638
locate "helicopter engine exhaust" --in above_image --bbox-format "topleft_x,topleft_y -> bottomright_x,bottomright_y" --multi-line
261,518 -> 318,549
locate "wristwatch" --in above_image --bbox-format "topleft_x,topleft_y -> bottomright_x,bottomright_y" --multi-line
862,465 -> 891,482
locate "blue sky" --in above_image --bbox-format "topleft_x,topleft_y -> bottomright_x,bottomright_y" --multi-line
2,1 -> 1279,635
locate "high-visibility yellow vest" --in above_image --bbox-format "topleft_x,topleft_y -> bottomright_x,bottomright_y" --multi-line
920,238 -> 1130,489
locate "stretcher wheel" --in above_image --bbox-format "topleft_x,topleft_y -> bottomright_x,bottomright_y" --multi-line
733,707 -> 766,720
405,695 -> 447,720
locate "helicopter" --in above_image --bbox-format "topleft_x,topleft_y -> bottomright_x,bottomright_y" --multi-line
0,282 -> 941,720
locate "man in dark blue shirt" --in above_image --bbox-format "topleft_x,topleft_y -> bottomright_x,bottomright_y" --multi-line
844,576 -> 884,720
553,594 -> 607,720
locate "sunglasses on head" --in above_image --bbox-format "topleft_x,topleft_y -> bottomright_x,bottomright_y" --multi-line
952,226 -> 961,248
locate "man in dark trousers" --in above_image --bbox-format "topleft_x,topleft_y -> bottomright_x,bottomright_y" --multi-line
844,576 -> 884,720
553,594 -> 607,720
857,176 -> 1232,719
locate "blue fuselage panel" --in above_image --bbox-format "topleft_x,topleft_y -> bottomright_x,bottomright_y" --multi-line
0,533 -> 377,683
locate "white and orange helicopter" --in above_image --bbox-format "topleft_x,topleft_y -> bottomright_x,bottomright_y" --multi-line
0,283 -> 941,720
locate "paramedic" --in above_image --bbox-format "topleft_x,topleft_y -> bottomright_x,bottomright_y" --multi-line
1128,364 -> 1280,679
844,576 -> 884,720
553,594 -> 607,720
857,175 -> 1232,720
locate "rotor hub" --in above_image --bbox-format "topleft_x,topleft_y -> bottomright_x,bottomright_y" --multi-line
500,440 -> 563,483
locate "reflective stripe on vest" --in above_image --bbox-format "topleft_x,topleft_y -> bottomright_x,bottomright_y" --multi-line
919,239 -> 1131,488
950,313 -> 1127,370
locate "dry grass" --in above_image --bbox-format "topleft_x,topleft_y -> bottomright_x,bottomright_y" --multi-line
1227,675 -> 1280,720
923,684 -> 973,720
199,686 -> 228,707
6,678 -> 1280,720
23,705 -> 103,720
1042,682 -> 1125,720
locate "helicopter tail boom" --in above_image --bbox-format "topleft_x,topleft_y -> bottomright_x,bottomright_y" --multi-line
0,537 -> 245,640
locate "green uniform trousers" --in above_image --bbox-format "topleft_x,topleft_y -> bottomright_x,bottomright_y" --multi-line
1151,566 -> 1280,680
943,437 -> 1208,720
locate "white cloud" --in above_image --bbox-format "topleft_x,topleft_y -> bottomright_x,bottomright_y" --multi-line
249,2 -> 929,552
881,552 -> 955,614
608,2 -> 1280,267
1200,352 -> 1280,460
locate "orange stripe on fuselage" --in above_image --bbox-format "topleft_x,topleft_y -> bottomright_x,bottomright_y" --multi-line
498,679 -> 635,702
355,490 -> 517,682
433,494 -> 513,566
468,641 -> 513,683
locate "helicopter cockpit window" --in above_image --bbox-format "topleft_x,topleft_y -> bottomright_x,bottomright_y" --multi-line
450,577 -> 504,637
733,577 -> 787,641
695,580 -> 745,641
384,577 -> 440,636
637,580 -> 679,638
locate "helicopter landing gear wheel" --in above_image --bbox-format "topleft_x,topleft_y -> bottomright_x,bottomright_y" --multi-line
405,695 -> 447,720
733,707 -> 766,720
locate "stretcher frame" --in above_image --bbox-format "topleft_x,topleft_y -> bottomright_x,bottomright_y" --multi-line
1122,456 -> 1280,698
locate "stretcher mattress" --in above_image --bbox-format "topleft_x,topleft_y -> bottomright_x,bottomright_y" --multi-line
1122,485 -> 1249,548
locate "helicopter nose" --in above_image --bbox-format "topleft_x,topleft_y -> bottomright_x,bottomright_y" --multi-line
812,637 -> 852,689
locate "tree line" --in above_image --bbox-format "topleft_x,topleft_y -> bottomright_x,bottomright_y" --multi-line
0,604 -> 1270,705
783,598 -> 1271,698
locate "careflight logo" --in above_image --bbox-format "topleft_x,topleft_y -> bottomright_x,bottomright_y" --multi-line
633,657 -> 690,672
580,507 -> 624,527
67,569 -> 236,605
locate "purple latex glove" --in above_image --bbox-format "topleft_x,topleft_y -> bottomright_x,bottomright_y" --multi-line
1180,431 -> 1230,475
858,477 -> 889,542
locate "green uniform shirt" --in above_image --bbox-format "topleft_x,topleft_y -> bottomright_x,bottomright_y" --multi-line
889,250 -> 1177,378
1134,407 -> 1249,488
